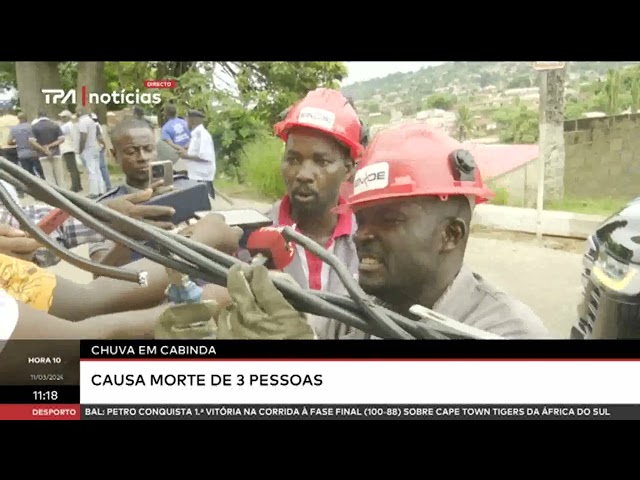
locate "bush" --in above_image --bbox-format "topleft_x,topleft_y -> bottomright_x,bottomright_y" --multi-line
240,134 -> 287,200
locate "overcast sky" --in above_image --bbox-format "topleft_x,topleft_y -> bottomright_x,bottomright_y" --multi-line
342,62 -> 446,85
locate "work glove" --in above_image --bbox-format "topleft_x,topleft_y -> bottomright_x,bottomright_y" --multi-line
154,264 -> 315,340
155,301 -> 220,339
217,264 -> 315,340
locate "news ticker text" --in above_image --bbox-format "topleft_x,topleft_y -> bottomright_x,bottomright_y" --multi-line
68,404 -> 640,420
0,403 -> 636,420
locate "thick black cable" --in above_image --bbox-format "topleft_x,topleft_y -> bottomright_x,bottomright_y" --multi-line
34,183 -> 402,338
280,226 -> 414,339
2,166 -> 386,337
160,229 -> 436,338
0,157 -> 433,338
314,291 -> 448,339
0,161 -> 211,283
0,180 -> 146,284
61,186 -> 432,338
159,229 -> 395,336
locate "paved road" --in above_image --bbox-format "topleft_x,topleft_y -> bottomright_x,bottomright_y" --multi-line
48,196 -> 584,339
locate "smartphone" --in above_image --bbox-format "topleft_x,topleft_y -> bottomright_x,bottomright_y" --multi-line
37,208 -> 70,234
149,160 -> 174,187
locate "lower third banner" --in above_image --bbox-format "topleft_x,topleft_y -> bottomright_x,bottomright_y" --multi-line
80,404 -> 629,420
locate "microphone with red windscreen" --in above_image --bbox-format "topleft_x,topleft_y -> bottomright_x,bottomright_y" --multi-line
246,226 -> 295,270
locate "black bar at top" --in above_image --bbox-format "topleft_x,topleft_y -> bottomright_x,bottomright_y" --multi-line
0,385 -> 79,404
80,339 -> 640,359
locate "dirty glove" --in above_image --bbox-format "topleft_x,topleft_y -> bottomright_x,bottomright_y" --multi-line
217,264 -> 315,340
155,301 -> 221,339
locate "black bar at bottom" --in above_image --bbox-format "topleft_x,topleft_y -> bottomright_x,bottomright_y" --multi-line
81,404 -> 635,420
0,386 -> 79,404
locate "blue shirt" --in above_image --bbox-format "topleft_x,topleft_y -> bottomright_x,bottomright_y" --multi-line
161,118 -> 190,147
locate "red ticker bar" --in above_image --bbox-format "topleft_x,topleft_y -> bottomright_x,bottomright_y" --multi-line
0,404 -> 80,420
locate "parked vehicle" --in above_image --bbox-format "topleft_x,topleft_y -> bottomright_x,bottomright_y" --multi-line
571,197 -> 640,339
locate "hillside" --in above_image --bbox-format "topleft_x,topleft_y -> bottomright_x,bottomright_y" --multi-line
340,61 -> 640,141
342,62 -> 636,105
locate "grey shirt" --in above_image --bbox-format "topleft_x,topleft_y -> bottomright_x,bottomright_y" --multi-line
411,266 -> 550,339
353,266 -> 551,340
8,123 -> 37,159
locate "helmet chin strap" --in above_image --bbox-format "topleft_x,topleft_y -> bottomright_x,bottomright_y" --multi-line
466,195 -> 477,211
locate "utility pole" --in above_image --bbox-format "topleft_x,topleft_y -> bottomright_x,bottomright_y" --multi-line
533,62 -> 567,243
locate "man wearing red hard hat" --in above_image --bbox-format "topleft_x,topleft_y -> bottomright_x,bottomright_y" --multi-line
153,119 -> 549,340
332,121 -> 549,338
268,88 -> 367,338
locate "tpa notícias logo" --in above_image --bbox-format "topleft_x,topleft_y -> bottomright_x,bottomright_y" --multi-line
42,86 -> 163,107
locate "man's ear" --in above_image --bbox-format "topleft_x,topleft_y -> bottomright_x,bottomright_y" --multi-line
440,218 -> 468,252
345,159 -> 356,182
109,149 -> 118,163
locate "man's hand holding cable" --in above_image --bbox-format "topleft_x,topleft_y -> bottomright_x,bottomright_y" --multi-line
179,213 -> 243,254
217,264 -> 315,339
0,224 -> 41,261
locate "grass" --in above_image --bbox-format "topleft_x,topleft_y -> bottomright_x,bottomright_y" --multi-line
215,176 -> 275,202
239,135 -> 286,200
107,162 -> 122,175
545,196 -> 631,216
487,181 -> 629,216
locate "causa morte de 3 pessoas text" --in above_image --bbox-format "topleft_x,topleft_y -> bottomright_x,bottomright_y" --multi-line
91,373 -> 324,387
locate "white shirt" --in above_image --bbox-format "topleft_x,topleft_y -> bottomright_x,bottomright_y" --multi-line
186,124 -> 216,181
77,114 -> 98,152
0,288 -> 19,344
60,121 -> 78,154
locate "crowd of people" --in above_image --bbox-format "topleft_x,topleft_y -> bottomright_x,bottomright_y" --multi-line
0,89 -> 553,350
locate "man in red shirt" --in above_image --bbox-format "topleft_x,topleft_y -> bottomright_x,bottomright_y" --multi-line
265,88 -> 366,338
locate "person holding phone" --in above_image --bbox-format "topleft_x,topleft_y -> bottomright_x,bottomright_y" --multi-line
88,118 -> 199,268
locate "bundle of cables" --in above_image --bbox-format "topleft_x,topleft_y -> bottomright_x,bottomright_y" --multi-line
0,156 -> 502,340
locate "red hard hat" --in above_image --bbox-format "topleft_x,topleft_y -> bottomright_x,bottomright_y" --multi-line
334,122 -> 494,214
274,88 -> 364,159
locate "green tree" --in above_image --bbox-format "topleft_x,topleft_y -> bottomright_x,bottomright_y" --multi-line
425,93 -> 456,110
158,62 -> 347,182
454,104 -> 475,141
604,69 -> 621,115
506,75 -> 532,89
493,101 -> 539,143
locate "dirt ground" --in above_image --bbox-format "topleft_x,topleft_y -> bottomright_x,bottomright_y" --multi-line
470,225 -> 587,254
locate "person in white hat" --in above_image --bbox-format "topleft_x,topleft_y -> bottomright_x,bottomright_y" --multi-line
58,110 -> 82,192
